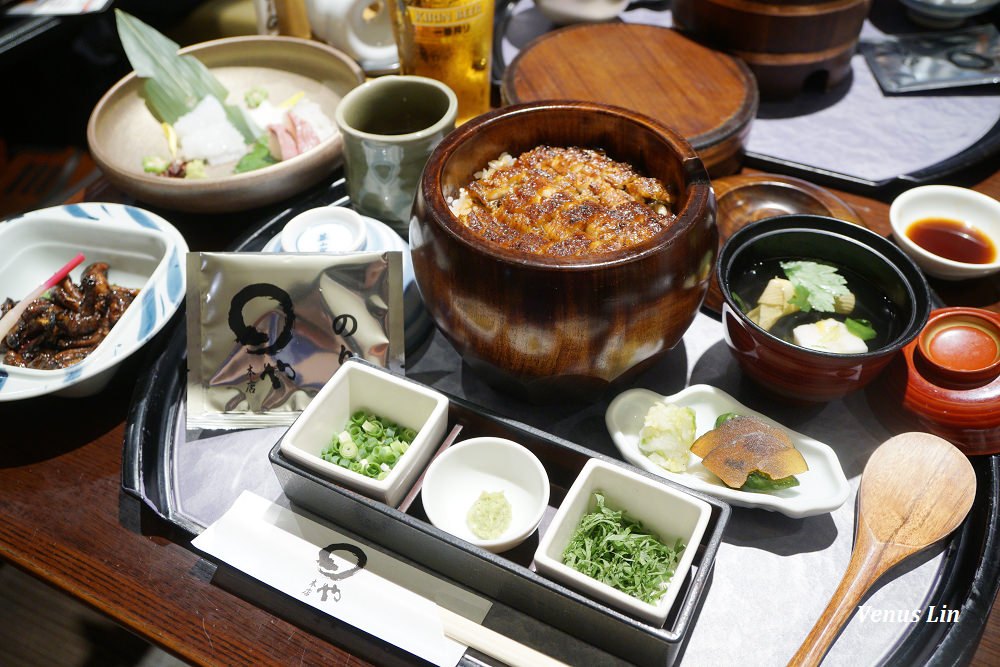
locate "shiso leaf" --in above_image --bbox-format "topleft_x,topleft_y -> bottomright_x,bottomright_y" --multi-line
234,137 -> 278,174
115,10 -> 260,142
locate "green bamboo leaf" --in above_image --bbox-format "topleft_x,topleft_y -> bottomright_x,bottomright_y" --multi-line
115,9 -> 261,143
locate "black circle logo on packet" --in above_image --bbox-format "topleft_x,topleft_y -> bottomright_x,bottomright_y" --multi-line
227,283 -> 296,355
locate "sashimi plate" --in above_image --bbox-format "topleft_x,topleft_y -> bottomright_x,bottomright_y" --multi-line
605,384 -> 851,518
0,203 -> 187,401
87,35 -> 365,214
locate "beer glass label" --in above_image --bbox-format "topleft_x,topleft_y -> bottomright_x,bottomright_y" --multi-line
406,1 -> 485,29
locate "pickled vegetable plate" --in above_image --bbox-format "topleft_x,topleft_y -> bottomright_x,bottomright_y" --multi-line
605,384 -> 851,517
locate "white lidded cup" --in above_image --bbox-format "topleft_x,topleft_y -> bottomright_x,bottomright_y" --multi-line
303,0 -> 398,72
280,205 -> 368,253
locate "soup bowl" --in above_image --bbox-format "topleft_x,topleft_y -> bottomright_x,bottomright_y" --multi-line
718,215 -> 931,404
409,101 -> 717,401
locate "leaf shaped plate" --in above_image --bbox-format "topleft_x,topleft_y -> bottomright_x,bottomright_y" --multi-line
605,384 -> 851,518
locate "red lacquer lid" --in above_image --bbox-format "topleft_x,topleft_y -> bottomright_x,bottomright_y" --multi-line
917,309 -> 1000,385
868,307 -> 1000,455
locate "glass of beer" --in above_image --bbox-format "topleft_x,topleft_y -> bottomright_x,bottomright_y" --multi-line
389,0 -> 494,125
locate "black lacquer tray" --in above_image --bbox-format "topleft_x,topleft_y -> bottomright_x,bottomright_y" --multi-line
123,176 -> 1000,665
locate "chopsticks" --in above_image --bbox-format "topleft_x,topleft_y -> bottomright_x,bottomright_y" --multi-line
0,253 -> 85,341
438,606 -> 570,667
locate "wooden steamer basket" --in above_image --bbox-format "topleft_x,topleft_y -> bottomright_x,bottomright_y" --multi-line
672,0 -> 871,99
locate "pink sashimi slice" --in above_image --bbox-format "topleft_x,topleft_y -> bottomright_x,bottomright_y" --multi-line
286,110 -> 320,153
268,123 -> 300,161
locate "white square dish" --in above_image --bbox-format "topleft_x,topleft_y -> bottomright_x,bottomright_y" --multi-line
279,359 -> 449,506
533,458 -> 712,626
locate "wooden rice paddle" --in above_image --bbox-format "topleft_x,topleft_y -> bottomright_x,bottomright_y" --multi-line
788,432 -> 976,667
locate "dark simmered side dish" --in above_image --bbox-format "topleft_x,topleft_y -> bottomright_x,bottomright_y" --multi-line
1,262 -> 139,369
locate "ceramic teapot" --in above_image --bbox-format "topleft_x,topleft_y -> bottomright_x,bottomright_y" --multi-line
304,0 -> 398,72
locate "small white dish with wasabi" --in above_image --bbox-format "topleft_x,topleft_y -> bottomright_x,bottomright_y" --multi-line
420,437 -> 550,553
605,384 -> 850,518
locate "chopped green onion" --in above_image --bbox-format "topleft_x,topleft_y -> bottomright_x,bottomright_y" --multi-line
320,409 -> 419,480
245,85 -> 269,108
142,155 -> 170,174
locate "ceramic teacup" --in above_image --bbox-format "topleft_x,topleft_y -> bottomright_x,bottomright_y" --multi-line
335,75 -> 458,236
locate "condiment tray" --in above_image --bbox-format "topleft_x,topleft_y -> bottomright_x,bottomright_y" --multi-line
269,380 -> 731,666
605,384 -> 851,518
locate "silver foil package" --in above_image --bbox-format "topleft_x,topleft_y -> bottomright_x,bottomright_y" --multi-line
861,25 -> 1000,93
186,251 -> 404,429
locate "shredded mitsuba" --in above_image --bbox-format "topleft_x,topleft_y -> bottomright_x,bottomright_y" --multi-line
562,492 -> 684,605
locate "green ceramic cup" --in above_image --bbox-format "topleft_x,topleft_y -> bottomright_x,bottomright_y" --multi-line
335,75 -> 458,236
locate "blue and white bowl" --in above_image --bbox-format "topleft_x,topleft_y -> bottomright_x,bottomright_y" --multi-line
0,203 -> 188,400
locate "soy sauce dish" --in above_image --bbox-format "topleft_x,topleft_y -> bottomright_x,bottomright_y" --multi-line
889,185 -> 1000,281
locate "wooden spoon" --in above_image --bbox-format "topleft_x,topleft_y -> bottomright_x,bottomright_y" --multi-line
788,432 -> 976,667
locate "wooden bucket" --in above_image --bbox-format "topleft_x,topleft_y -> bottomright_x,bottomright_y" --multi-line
671,0 -> 872,99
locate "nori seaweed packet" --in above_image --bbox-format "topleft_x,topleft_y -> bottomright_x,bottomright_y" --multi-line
186,251 -> 404,429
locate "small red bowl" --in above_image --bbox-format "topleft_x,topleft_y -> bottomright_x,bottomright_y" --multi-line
870,307 -> 1000,456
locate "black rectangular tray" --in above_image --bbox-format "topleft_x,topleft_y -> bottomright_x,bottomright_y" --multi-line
122,175 -> 1000,666
268,369 -> 730,667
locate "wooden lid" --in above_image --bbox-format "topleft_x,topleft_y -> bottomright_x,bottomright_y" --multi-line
501,23 -> 758,176
703,173 -> 865,314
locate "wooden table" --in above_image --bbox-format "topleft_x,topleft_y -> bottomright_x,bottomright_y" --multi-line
3,160 -> 1000,667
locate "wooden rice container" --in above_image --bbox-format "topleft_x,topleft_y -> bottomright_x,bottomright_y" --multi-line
672,0 -> 872,99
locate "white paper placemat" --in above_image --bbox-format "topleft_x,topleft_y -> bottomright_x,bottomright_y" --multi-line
192,490 -> 492,667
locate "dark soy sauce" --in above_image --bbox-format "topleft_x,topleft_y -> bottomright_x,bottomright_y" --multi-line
906,217 -> 996,264
733,258 -> 903,351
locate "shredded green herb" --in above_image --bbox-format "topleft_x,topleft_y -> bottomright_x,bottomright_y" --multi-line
562,493 -> 684,605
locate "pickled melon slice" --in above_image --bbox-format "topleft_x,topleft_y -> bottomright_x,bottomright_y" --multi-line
690,415 -> 793,458
700,432 -> 809,489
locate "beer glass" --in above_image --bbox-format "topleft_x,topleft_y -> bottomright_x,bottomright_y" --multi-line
389,0 -> 494,125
